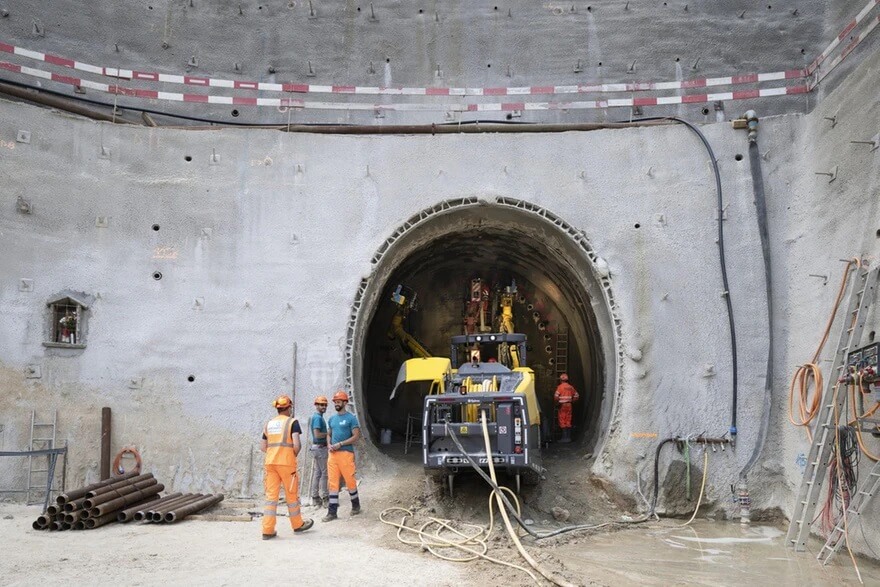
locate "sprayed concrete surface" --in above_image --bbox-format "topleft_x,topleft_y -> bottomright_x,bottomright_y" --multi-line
0,4 -> 879,574
0,0 -> 867,124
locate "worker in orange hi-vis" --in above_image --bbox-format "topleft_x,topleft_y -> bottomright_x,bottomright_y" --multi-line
323,390 -> 362,522
554,373 -> 580,444
259,395 -> 314,539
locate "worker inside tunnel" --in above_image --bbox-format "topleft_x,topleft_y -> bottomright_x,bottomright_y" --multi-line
351,201 -> 616,459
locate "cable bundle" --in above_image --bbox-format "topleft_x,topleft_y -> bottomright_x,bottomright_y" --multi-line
821,425 -> 859,534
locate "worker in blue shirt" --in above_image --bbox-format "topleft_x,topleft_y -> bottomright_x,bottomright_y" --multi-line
322,390 -> 361,521
308,395 -> 329,507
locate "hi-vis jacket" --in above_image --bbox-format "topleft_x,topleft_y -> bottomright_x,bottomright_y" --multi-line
264,415 -> 299,467
554,383 -> 580,404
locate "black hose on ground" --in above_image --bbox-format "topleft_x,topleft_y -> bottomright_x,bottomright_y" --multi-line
650,437 -> 680,517
740,112 -> 774,480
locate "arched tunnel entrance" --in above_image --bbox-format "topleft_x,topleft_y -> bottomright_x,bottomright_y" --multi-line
350,198 -> 618,460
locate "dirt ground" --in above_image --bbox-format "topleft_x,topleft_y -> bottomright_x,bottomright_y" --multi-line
2,446 -> 879,586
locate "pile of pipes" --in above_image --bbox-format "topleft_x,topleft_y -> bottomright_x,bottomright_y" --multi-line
32,471 -> 224,531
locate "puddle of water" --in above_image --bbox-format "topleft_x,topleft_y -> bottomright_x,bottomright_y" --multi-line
553,520 -> 880,586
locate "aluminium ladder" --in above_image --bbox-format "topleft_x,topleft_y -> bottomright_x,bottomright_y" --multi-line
786,265 -> 879,551
26,410 -> 57,505
817,456 -> 880,565
554,326 -> 569,380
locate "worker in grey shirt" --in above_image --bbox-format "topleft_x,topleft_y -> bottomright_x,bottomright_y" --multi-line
308,395 -> 329,507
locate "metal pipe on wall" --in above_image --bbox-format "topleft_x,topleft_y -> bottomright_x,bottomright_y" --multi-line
291,342 -> 298,409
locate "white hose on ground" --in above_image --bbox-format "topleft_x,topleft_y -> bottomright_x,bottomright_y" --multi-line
378,507 -> 539,583
480,410 -> 578,587
679,449 -> 709,527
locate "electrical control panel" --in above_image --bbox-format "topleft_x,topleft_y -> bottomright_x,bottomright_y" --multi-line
848,341 -> 878,371
847,342 -> 879,397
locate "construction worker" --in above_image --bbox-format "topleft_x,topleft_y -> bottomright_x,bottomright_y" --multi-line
323,390 -> 361,521
259,394 -> 314,539
308,395 -> 329,508
554,374 -> 580,443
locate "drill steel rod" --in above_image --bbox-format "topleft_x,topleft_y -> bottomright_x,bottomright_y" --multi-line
90,482 -> 164,517
83,477 -> 157,509
151,494 -> 205,521
117,493 -> 166,522
56,470 -> 139,505
86,473 -> 153,498
165,494 -> 225,523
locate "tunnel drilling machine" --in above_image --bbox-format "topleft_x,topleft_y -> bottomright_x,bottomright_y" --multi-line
389,280 -> 544,495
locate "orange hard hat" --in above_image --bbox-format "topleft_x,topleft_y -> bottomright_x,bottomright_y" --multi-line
314,395 -> 328,405
273,395 -> 293,409
559,373 -> 569,382
332,390 -> 350,402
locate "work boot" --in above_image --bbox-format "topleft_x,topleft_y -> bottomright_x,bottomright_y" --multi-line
322,496 -> 329,508
351,504 -> 362,516
322,512 -> 337,522
262,532 -> 277,540
310,496 -> 321,507
559,429 -> 571,444
294,519 -> 314,533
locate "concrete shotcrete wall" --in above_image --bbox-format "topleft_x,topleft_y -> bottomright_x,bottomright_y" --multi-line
767,49 -> 880,549
1,99 -> 769,499
0,0 -> 874,125
0,47 -> 878,555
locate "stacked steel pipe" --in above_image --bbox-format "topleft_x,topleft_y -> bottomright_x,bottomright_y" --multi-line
129,492 -> 224,524
32,472 -> 224,530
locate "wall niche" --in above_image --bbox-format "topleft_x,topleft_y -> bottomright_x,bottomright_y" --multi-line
42,291 -> 94,350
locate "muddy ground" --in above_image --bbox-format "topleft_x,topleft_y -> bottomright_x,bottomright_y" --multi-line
2,445 -> 878,586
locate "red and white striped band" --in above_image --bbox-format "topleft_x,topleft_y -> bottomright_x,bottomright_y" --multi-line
0,40 -> 808,97
810,14 -> 880,89
0,58 -> 810,111
807,0 -> 879,75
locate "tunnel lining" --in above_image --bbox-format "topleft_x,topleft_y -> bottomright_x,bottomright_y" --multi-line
345,196 -> 624,453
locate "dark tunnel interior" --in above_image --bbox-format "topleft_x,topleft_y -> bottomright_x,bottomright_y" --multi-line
358,208 -> 609,455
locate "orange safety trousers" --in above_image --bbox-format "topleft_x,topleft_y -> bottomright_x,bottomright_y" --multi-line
327,451 -> 359,514
558,403 -> 573,429
262,464 -> 305,534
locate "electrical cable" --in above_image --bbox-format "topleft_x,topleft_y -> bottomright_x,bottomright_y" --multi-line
680,449 -> 709,527
378,507 -> 540,584
820,418 -> 858,533
628,116 -> 737,439
444,423 -> 649,539
0,78 -> 264,126
789,259 -> 861,439
848,372 -> 880,462
650,437 -> 679,517
0,77 -> 671,132
479,410 -> 577,587
832,387 -> 863,584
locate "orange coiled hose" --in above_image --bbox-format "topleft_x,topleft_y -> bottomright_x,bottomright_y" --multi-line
112,446 -> 143,475
788,258 -> 860,441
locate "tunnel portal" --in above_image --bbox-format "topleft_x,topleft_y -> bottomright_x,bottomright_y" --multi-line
352,200 -> 615,456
